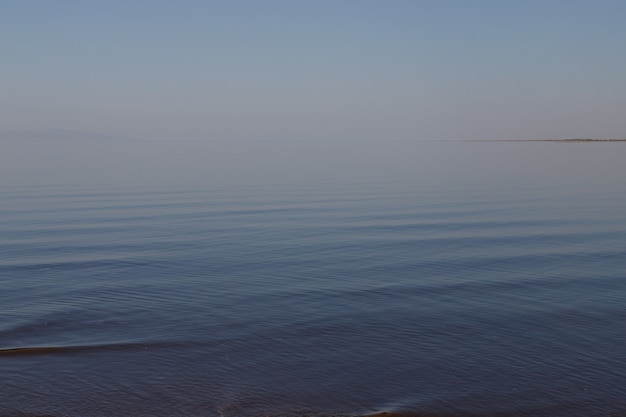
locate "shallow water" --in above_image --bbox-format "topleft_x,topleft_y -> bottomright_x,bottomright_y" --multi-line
1,140 -> 625,416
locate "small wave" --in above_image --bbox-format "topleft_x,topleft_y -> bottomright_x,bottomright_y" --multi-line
0,341 -> 181,357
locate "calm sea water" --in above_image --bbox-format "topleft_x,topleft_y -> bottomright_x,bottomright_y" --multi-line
1,140 -> 625,417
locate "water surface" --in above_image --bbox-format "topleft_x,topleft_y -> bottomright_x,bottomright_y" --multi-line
1,140 -> 625,416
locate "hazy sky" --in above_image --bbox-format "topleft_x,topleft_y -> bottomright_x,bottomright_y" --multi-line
2,0 -> 626,140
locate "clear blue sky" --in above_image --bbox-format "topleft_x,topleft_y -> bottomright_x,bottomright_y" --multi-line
2,0 -> 626,140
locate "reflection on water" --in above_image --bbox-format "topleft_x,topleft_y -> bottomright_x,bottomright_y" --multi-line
1,141 -> 625,417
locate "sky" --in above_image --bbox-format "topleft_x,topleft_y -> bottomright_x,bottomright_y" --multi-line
2,0 -> 626,141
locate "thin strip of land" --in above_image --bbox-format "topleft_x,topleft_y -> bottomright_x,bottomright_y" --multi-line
467,139 -> 626,142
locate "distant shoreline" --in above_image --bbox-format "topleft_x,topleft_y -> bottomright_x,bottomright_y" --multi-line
466,139 -> 626,142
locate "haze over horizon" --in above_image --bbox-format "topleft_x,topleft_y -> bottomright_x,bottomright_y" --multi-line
3,0 -> 626,141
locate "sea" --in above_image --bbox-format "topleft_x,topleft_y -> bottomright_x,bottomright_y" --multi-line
1,139 -> 625,417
